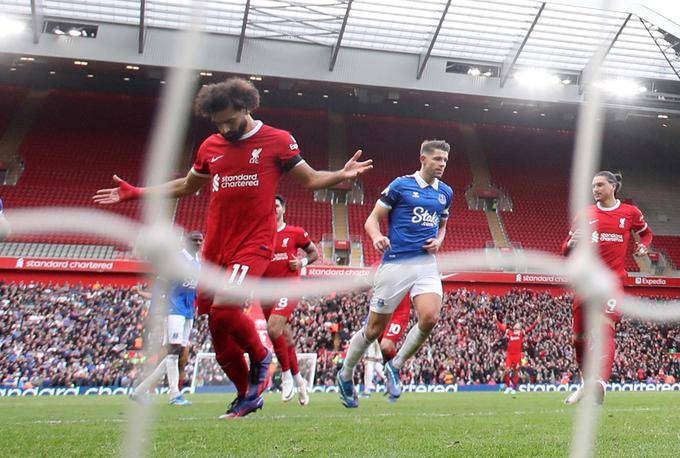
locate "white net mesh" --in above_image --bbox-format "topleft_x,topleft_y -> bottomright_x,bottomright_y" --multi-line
3,1 -> 680,456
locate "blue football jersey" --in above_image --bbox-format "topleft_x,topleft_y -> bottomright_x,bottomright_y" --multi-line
378,172 -> 453,263
152,249 -> 200,318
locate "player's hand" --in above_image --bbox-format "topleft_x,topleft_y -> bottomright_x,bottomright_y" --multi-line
372,235 -> 391,253
92,175 -> 144,204
289,257 -> 303,271
423,238 -> 442,255
634,243 -> 648,257
566,230 -> 581,248
341,150 -> 373,180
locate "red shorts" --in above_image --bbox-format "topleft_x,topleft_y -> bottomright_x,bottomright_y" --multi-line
196,252 -> 271,316
262,296 -> 299,321
572,288 -> 623,337
505,353 -> 522,370
381,296 -> 411,344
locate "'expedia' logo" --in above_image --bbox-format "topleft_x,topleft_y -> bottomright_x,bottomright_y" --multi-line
411,207 -> 439,227
635,277 -> 667,286
212,173 -> 259,190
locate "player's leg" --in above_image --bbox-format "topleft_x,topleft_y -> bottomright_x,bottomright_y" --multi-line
283,325 -> 308,405
179,346 -> 190,390
266,297 -> 296,401
380,295 -> 410,363
131,315 -> 173,401
337,263 -> 411,408
565,297 -> 587,405
212,257 -> 272,403
502,365 -> 512,394
164,315 -> 190,404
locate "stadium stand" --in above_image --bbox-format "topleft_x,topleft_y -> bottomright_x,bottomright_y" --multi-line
2,282 -> 678,388
652,235 -> 680,269
0,90 -> 152,245
0,85 -> 28,136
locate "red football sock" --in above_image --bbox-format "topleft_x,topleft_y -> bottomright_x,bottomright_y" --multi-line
288,344 -> 299,376
381,346 -> 397,363
512,372 -> 519,389
212,306 -> 268,363
574,338 -> 585,372
504,373 -> 511,387
601,325 -> 617,381
212,335 -> 249,398
273,335 -> 290,372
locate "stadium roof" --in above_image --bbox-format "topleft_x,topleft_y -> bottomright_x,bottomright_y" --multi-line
1,0 -> 679,82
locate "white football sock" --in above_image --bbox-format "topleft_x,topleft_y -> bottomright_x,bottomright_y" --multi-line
364,361 -> 375,391
134,357 -> 167,394
392,325 -> 430,369
282,369 -> 293,382
166,354 -> 181,398
293,372 -> 306,387
340,329 -> 373,382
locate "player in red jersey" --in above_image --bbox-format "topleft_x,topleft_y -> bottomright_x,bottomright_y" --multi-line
495,315 -> 539,394
93,77 -> 372,418
379,296 -> 411,363
561,171 -> 652,405
262,194 -> 318,405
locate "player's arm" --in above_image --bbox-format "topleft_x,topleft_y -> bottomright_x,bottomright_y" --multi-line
365,203 -> 391,253
526,320 -> 538,334
288,150 -> 372,190
132,286 -> 153,300
423,218 -> 447,255
631,208 -> 653,256
289,241 -> 319,271
92,170 -> 208,204
494,314 -> 507,332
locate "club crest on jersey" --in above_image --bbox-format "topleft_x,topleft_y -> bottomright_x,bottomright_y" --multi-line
412,191 -> 420,198
250,148 -> 262,164
438,194 -> 446,205
282,237 -> 290,248
619,217 -> 626,228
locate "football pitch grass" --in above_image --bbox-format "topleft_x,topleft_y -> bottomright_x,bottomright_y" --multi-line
1,392 -> 679,457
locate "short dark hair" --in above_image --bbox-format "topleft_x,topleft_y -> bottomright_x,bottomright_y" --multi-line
187,231 -> 203,242
595,170 -> 623,197
420,139 -> 450,155
194,77 -> 260,118
275,194 -> 286,207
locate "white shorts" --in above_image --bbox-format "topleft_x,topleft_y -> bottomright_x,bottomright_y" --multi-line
369,260 -> 442,315
163,315 -> 194,347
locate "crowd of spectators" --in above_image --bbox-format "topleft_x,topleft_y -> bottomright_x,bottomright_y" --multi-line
2,282 -> 679,388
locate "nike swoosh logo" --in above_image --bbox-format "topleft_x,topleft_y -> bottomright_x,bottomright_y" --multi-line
210,155 -> 224,163
589,219 -> 598,225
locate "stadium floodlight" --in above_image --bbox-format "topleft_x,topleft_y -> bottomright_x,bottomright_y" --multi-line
467,67 -> 481,76
68,28 -> 82,37
0,17 -> 25,37
657,114 -> 668,119
514,69 -> 560,87
595,79 -> 647,97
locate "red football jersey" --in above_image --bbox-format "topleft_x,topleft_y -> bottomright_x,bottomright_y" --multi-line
191,122 -> 302,266
262,224 -> 312,278
498,321 -> 536,355
567,201 -> 648,280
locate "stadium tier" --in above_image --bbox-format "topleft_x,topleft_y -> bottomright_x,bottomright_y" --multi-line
0,85 -> 28,136
1,89 -> 152,245
653,235 -> 680,269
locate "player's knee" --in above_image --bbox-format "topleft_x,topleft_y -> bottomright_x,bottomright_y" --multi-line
267,321 -> 283,340
418,313 -> 439,332
364,324 -> 383,342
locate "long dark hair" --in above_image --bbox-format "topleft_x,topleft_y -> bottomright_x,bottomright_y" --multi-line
594,171 -> 623,197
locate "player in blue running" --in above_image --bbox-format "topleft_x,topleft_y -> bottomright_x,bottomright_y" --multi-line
131,231 -> 203,406
337,140 -> 452,408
